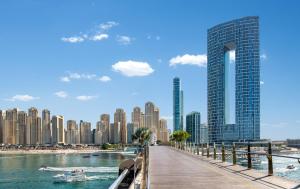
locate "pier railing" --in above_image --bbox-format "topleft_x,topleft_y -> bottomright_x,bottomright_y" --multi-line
172,141 -> 300,176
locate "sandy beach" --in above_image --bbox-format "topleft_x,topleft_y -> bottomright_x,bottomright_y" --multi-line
0,149 -> 118,154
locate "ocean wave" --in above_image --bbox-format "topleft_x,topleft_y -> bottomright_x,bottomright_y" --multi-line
39,166 -> 118,173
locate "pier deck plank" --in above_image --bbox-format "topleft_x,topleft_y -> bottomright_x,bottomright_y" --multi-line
149,146 -> 300,189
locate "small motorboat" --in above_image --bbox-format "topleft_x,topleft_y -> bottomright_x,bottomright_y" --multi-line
53,169 -> 87,182
286,164 -> 295,170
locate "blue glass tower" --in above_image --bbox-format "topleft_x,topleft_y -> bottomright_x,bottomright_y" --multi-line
186,112 -> 201,144
207,16 -> 260,143
173,77 -> 183,131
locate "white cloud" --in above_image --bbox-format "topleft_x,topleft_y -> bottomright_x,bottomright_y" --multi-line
260,81 -> 264,85
90,33 -> 109,41
61,36 -> 84,43
60,72 -> 97,82
161,116 -> 173,120
76,95 -> 97,101
99,76 -> 111,82
54,91 -> 68,98
112,60 -> 154,77
100,21 -> 119,30
6,95 -> 39,102
60,76 -> 71,82
117,35 -> 132,45
260,53 -> 267,61
156,36 -> 160,40
169,54 -> 207,67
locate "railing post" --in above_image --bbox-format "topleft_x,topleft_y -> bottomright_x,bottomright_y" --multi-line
213,142 -> 216,160
232,143 -> 237,165
206,143 -> 210,158
247,142 -> 252,169
222,142 -> 225,162
197,144 -> 200,155
268,142 -> 273,176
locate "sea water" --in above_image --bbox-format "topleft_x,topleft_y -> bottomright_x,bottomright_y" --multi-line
0,152 -> 134,189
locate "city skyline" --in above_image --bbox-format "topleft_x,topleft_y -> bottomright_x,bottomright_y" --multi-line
1,1 -> 300,140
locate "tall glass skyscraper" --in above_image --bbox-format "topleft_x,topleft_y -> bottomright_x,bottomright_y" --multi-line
207,16 -> 260,143
173,77 -> 184,131
186,112 -> 201,144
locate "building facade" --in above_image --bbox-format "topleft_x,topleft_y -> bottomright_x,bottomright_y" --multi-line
80,120 -> 92,144
114,109 -> 127,144
208,16 -> 260,143
18,111 -> 27,145
52,115 -> 64,144
186,112 -> 201,144
66,120 -> 80,144
27,107 -> 42,145
100,114 -> 110,143
42,109 -> 51,144
173,77 -> 183,131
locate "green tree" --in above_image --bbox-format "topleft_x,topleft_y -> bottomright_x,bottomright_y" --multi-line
170,130 -> 190,149
132,128 -> 152,146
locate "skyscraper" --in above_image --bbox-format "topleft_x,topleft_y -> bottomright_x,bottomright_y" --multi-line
18,111 -> 27,145
0,110 -> 3,143
4,108 -> 18,144
100,114 -> 110,143
52,115 -> 64,144
80,120 -> 92,144
66,120 -> 80,144
42,109 -> 51,144
173,77 -> 184,131
127,123 -> 134,144
27,107 -> 42,145
186,112 -> 201,144
158,119 -> 169,143
114,109 -> 127,144
208,17 -> 260,143
145,102 -> 155,129
132,107 -> 142,131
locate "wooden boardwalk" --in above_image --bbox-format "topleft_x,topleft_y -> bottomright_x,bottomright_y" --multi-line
149,146 -> 300,189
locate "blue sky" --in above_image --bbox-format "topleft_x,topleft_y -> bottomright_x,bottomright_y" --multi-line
0,0 -> 300,140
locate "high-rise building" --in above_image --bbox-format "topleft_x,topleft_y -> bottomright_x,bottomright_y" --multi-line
52,115 -> 64,144
127,123 -> 134,144
145,102 -> 154,129
0,110 -> 3,143
140,112 -> 145,128
173,77 -> 184,131
109,123 -> 114,144
113,122 -> 120,144
100,114 -> 110,143
42,109 -> 51,144
132,107 -> 141,131
200,123 -> 208,144
208,16 -> 260,143
80,120 -> 92,144
186,112 -> 201,144
27,107 -> 42,145
114,109 -> 127,144
4,108 -> 18,144
18,111 -> 27,145
158,119 -> 169,143
66,120 -> 80,144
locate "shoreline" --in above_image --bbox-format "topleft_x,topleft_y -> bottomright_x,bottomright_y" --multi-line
0,149 -> 119,155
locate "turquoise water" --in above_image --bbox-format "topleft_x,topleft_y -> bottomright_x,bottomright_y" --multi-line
0,152 -> 134,189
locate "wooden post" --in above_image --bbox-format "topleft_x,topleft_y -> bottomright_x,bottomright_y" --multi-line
213,142 -> 216,160
232,143 -> 237,165
247,143 -> 252,169
222,142 -> 225,162
206,143 -> 210,158
268,142 -> 273,176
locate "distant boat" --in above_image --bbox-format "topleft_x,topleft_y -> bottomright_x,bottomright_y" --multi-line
82,155 -> 91,158
92,154 -> 100,156
53,169 -> 86,182
287,164 -> 295,170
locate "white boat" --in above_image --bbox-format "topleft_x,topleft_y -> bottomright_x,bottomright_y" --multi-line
53,169 -> 87,182
286,164 -> 295,170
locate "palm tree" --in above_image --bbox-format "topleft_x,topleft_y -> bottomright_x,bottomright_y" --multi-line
132,128 -> 152,146
171,130 -> 190,149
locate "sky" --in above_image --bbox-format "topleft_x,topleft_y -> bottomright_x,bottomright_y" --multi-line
0,0 -> 300,140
